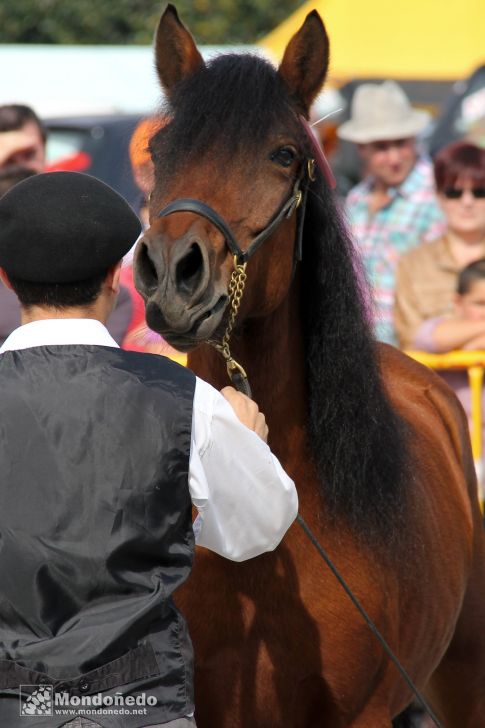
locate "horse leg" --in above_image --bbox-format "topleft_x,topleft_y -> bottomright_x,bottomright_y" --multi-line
424,519 -> 485,727
343,703 -> 436,728
425,636 -> 485,728
346,704 -> 393,728
346,698 -> 435,728
392,706 -> 435,728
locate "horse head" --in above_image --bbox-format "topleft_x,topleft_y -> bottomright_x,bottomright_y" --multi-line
134,4 -> 329,352
136,5 -> 411,544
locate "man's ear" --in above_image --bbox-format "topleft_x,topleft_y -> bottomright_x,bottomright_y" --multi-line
0,268 -> 14,290
105,260 -> 123,295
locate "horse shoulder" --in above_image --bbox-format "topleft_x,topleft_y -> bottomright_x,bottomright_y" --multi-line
378,343 -> 478,516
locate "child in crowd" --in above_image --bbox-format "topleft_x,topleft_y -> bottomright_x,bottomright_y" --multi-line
413,259 -> 485,489
455,259 -> 485,333
414,259 -> 485,353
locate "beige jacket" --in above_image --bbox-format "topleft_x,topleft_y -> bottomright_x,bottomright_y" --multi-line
394,235 -> 485,349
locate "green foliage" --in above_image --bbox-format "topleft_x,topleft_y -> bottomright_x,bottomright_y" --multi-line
0,0 -> 303,44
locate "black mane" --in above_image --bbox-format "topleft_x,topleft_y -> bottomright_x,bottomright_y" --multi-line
302,172 -> 410,546
150,52 -> 410,546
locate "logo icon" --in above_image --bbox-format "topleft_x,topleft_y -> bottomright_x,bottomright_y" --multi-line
20,685 -> 53,716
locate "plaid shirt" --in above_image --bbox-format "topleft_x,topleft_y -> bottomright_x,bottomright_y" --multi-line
345,157 -> 446,344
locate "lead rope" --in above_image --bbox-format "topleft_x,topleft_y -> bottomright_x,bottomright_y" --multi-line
297,514 -> 443,727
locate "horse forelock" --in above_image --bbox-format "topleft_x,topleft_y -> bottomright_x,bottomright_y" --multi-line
151,53 -> 301,177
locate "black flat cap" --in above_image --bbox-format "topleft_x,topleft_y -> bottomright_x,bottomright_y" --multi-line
0,171 -> 142,283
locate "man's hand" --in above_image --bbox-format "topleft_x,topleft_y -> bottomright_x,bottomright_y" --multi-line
221,386 -> 269,443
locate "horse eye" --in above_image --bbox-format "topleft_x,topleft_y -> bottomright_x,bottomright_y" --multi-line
271,146 -> 296,167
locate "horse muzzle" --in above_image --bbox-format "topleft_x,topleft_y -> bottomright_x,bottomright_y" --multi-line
133,228 -> 228,351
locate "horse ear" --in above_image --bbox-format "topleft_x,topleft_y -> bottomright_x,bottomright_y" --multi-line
155,4 -> 205,94
278,10 -> 329,115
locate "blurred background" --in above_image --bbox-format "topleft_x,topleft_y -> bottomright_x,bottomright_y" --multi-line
0,0 -> 484,206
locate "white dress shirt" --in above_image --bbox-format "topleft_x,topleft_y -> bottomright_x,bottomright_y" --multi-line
0,318 -> 298,561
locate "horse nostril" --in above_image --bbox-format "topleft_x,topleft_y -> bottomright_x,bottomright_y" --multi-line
136,242 -> 159,293
176,243 -> 204,296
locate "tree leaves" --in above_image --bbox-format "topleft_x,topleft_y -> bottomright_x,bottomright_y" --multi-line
0,0 -> 303,44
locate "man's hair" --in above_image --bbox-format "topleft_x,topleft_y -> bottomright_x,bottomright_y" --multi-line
434,141 -> 485,193
457,259 -> 485,295
7,272 -> 108,309
0,104 -> 47,144
0,167 -> 37,199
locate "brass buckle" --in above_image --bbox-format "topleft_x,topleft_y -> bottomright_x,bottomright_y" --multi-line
226,357 -> 249,382
307,159 -> 316,182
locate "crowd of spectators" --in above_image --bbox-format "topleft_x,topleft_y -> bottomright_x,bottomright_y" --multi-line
2,89 -> 485,448
338,80 -> 446,344
339,81 -> 485,452
0,104 -> 176,357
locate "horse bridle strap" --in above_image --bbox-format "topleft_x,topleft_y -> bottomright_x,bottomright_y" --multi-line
157,175 -> 304,264
156,162 -> 311,396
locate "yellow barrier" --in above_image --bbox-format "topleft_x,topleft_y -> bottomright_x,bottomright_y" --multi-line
167,353 -> 188,367
407,350 -> 485,511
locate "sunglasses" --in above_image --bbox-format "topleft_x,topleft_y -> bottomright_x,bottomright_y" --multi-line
443,187 -> 485,200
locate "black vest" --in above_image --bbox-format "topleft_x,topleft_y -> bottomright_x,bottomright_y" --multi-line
0,345 -> 196,727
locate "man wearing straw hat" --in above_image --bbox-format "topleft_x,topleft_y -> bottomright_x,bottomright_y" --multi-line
338,81 -> 445,345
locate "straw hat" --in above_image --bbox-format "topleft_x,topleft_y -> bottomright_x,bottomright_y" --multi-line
337,81 -> 430,144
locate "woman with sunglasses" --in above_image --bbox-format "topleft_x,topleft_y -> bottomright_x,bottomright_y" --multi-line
394,140 -> 485,350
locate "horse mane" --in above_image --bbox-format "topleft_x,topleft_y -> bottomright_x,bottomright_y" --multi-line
301,172 -> 410,546
151,52 -> 411,547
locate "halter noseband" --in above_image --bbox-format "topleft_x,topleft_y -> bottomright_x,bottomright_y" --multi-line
156,165 -> 309,265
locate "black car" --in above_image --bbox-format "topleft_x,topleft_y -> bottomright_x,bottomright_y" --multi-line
427,64 -> 485,155
44,113 -> 144,210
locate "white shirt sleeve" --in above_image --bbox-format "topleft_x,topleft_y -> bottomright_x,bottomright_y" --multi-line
189,377 -> 298,562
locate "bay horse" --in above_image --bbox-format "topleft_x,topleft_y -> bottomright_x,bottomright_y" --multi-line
134,5 -> 485,727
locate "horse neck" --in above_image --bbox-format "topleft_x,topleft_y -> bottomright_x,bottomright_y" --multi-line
188,271 -> 307,461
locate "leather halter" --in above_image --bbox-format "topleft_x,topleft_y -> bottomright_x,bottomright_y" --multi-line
155,159 -> 313,398
156,162 -> 311,264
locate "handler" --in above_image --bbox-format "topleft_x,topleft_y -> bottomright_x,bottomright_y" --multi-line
0,172 -> 298,728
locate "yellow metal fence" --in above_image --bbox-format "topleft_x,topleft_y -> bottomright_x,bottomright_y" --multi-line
407,350 -> 485,511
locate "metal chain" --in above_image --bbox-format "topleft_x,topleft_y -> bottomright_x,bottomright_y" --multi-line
214,256 -> 247,359
209,256 -> 252,395
211,256 -> 247,360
